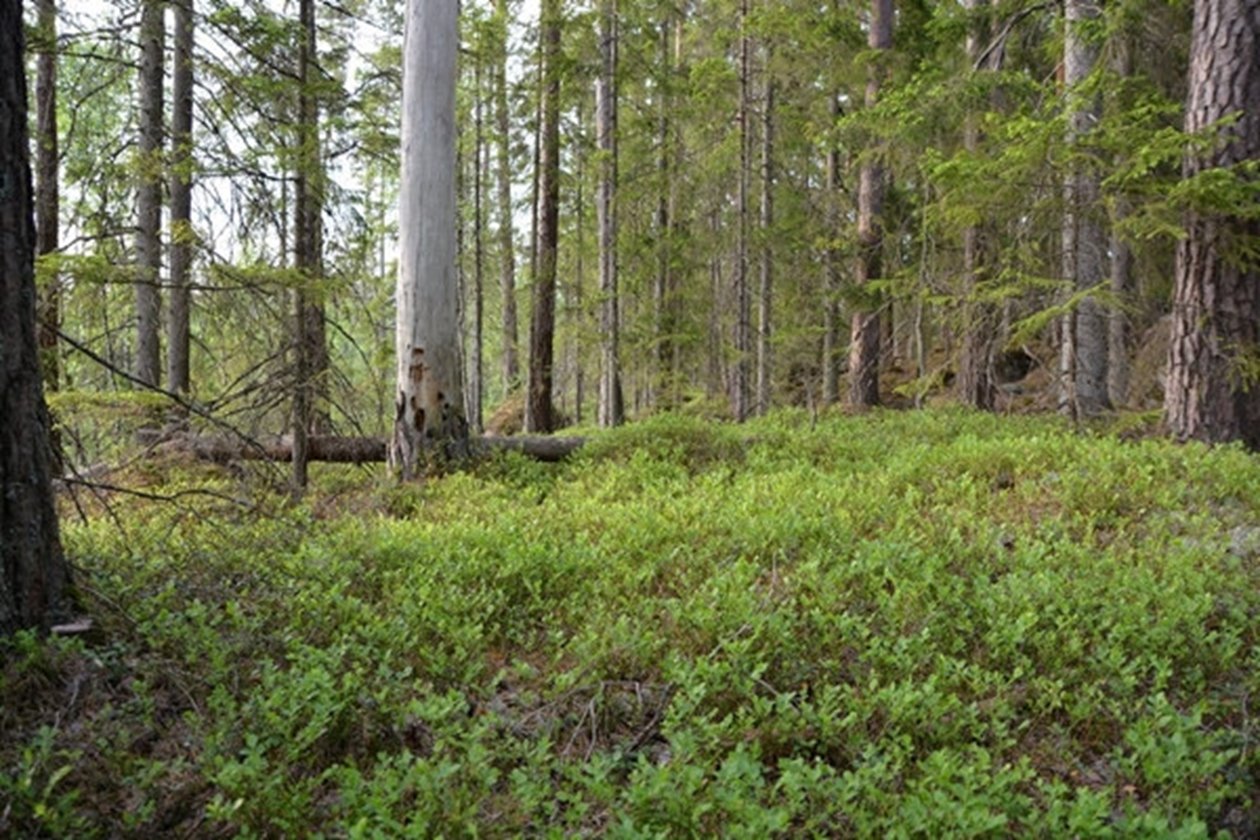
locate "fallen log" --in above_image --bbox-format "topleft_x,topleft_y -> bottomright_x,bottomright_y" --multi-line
158,433 -> 585,464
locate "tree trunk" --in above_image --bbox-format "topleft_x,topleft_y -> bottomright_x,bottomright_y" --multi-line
756,63 -> 774,416
470,54 -> 485,434
1059,0 -> 1110,418
597,0 -> 624,428
292,0 -> 320,494
393,0 -> 469,478
821,95 -> 842,406
573,95 -> 586,425
732,0 -> 752,422
847,0 -> 891,408
493,0 -> 519,393
34,0 -> 59,391
1165,0 -> 1260,447
168,0 -> 193,398
957,0 -> 995,410
1107,42 -> 1133,409
652,13 -> 673,411
526,0 -> 561,433
135,0 -> 164,388
1,0 -> 71,633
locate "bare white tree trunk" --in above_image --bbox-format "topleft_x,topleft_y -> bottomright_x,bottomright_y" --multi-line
393,0 -> 467,478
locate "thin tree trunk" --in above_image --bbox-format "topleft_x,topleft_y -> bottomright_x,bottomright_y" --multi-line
493,0 -> 519,393
756,61 -> 774,416
1,0 -> 71,633
168,0 -> 193,398
573,94 -> 586,425
597,0 -> 623,428
1165,0 -> 1260,447
821,95 -> 842,406
526,0 -> 561,433
707,213 -> 723,400
293,0 -> 318,493
1107,42 -> 1133,408
135,0 -> 164,388
1059,0 -> 1109,417
653,13 -> 672,410
393,0 -> 468,478
847,0 -> 891,407
957,0 -> 995,410
732,0 -> 751,421
471,54 -> 485,433
35,0 -> 59,391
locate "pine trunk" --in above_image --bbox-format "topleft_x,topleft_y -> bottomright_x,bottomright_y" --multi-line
1,0 -> 70,633
471,55 -> 485,433
821,95 -> 842,406
135,0 -> 164,388
755,67 -> 774,416
168,0 -> 193,397
847,0 -> 891,408
732,0 -> 751,422
1165,0 -> 1260,446
597,0 -> 624,428
493,0 -> 519,393
526,0 -> 561,433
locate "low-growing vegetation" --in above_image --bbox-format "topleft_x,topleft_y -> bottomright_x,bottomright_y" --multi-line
4,409 -> 1260,836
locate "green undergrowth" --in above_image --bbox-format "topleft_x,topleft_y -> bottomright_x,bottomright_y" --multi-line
5,408 -> 1260,836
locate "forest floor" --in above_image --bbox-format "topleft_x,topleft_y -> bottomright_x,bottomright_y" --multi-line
3,408 -> 1260,836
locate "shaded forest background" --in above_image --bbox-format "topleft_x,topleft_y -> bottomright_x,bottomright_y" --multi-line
26,0 -> 1228,474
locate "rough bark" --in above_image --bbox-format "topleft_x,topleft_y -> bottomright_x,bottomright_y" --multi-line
847,0 -> 891,408
135,0 -> 164,388
526,0 -> 561,433
1,0 -> 71,633
35,0 -> 58,391
1165,0 -> 1260,447
493,0 -> 519,393
597,0 -> 624,428
393,0 -> 469,478
756,65 -> 774,416
1059,0 -> 1110,417
292,0 -> 319,493
732,0 -> 752,422
168,0 -> 193,397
